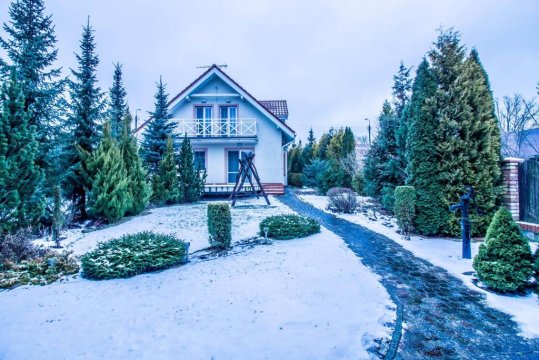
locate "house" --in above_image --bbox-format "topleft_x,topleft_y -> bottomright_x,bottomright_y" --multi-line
135,65 -> 296,195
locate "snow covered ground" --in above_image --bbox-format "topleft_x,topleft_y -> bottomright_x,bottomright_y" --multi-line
0,196 -> 396,360
298,193 -> 539,339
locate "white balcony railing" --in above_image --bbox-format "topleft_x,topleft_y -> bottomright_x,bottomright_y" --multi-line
175,118 -> 257,138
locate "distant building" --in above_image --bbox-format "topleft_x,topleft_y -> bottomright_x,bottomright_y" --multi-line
135,65 -> 295,195
356,136 -> 370,164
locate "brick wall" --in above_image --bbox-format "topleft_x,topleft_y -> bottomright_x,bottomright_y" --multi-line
501,157 -> 524,221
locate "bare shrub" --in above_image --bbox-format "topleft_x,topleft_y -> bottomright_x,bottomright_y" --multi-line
327,187 -> 358,214
0,228 -> 44,264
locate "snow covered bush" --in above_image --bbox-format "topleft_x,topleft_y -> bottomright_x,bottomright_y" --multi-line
207,203 -> 232,249
259,214 -> 320,240
394,186 -> 416,239
0,251 -> 79,289
473,208 -> 533,293
327,187 -> 358,214
81,231 -> 188,280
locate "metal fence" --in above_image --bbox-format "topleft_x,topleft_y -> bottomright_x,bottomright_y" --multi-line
519,157 -> 539,224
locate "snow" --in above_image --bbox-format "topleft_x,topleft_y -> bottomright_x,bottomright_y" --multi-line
0,196 -> 395,360
298,193 -> 539,339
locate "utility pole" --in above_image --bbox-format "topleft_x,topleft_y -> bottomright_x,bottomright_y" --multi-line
135,108 -> 142,130
365,118 -> 371,146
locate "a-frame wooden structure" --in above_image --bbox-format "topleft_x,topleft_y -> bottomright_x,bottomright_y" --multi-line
229,152 -> 271,206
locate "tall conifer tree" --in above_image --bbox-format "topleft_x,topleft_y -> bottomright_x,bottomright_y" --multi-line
108,63 -> 127,139
393,62 -> 413,177
120,110 -> 151,215
0,0 -> 63,195
151,137 -> 181,205
140,77 -> 177,174
63,19 -> 105,219
178,135 -> 206,202
0,69 -> 44,232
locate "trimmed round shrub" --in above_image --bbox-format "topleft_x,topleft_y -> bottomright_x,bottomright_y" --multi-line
259,214 -> 320,240
473,208 -> 533,293
394,186 -> 416,239
327,187 -> 358,214
288,172 -> 305,187
81,231 -> 188,280
208,203 -> 232,249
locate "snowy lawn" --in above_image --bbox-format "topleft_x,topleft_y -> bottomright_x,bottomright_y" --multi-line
298,193 -> 539,339
0,196 -> 395,360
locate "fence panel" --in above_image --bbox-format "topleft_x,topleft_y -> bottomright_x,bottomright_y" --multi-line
519,157 -> 539,224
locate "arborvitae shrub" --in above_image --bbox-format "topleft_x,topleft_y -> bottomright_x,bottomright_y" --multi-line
327,187 -> 358,213
351,173 -> 364,195
260,214 -> 320,240
287,173 -> 304,187
473,208 -> 533,293
81,231 -> 188,280
394,186 -> 416,239
207,203 -> 232,249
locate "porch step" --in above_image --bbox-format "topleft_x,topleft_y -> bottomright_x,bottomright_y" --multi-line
262,184 -> 285,195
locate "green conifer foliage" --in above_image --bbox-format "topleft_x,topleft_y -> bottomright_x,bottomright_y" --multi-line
152,137 -> 181,205
87,123 -> 132,223
63,19 -> 104,219
108,63 -> 127,139
120,111 -> 151,215
0,0 -> 63,185
320,127 -> 356,193
140,77 -> 177,174
473,208 -> 533,293
0,70 -> 44,232
288,142 -> 304,173
406,59 -> 445,235
301,128 -> 316,165
178,135 -> 206,202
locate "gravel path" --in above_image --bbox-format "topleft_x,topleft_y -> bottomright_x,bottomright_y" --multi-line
280,189 -> 539,360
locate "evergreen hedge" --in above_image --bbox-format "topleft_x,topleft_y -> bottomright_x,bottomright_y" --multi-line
394,186 -> 416,239
259,214 -> 320,240
287,173 -> 304,187
473,208 -> 533,293
207,203 -> 232,249
81,231 -> 188,280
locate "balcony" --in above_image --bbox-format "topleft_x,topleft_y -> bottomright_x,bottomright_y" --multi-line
175,118 -> 257,138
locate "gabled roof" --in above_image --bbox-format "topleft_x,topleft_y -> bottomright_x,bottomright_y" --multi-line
259,100 -> 288,120
135,65 -> 295,139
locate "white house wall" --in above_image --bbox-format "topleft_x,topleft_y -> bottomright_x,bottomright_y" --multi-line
169,75 -> 286,185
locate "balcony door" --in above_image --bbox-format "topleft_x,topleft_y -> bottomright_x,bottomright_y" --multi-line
220,106 -> 237,136
195,106 -> 212,136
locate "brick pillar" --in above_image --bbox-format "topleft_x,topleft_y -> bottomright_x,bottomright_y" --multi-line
501,157 -> 524,221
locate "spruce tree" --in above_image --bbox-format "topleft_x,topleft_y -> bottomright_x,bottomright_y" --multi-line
120,110 -> 151,215
178,135 -> 206,202
63,19 -> 105,219
140,77 -> 177,174
108,63 -> 127,139
302,128 -> 316,165
0,0 -> 63,190
87,122 -> 131,222
288,142 -> 304,173
363,101 -> 399,209
152,137 -> 181,205
0,70 -> 45,232
313,128 -> 334,160
406,59 -> 444,235
393,62 -> 413,178
473,207 -> 533,293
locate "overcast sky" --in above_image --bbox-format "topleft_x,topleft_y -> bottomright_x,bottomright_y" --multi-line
1,0 -> 538,140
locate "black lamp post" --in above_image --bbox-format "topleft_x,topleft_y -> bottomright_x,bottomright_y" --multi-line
365,118 -> 371,146
135,108 -> 142,130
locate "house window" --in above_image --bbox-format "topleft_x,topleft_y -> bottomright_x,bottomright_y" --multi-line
194,151 -> 206,171
227,149 -> 251,183
195,106 -> 212,136
220,106 -> 237,136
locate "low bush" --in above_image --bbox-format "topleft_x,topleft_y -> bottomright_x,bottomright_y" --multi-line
287,172 -> 305,187
327,187 -> 358,213
0,227 -> 45,264
473,208 -> 533,293
0,251 -> 79,289
81,231 -> 188,280
381,185 -> 395,214
259,214 -> 320,240
351,173 -> 364,195
208,203 -> 232,249
394,186 -> 416,239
